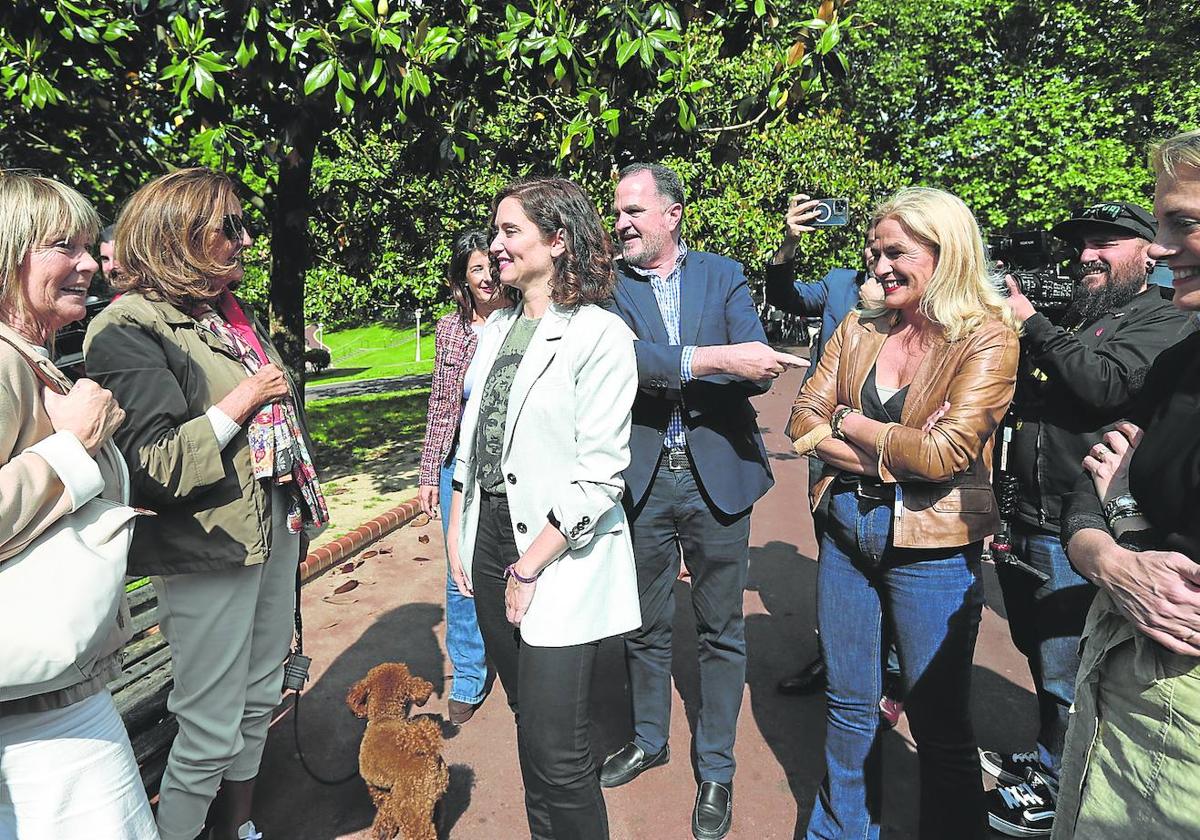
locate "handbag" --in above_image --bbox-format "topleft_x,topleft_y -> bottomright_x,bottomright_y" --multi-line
0,336 -> 138,699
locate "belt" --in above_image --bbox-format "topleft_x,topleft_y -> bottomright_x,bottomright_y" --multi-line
832,472 -> 893,501
663,447 -> 691,471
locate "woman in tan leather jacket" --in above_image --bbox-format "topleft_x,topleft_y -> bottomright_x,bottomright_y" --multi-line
789,187 -> 1019,840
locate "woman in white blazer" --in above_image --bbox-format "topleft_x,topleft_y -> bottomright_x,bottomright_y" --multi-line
447,177 -> 639,839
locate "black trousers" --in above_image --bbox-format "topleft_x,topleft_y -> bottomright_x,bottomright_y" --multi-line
623,463 -> 751,784
471,489 -> 608,840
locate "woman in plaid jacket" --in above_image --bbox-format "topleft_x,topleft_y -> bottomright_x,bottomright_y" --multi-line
418,229 -> 515,725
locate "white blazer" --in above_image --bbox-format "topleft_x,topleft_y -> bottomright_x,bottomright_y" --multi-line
454,302 -> 641,646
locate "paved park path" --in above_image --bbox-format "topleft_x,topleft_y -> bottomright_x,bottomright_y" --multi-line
255,364 -> 1037,839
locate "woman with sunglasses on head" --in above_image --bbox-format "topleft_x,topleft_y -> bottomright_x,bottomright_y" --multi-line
85,168 -> 328,840
446,178 -> 640,839
417,228 -> 517,725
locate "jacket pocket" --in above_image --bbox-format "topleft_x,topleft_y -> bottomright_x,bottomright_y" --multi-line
932,487 -> 994,514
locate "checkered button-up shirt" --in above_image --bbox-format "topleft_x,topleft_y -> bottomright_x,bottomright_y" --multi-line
625,241 -> 695,450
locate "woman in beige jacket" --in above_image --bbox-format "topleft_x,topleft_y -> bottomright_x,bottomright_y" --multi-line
85,168 -> 327,840
0,173 -> 156,839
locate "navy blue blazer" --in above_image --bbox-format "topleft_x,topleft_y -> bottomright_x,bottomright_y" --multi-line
607,250 -> 774,516
764,262 -> 863,384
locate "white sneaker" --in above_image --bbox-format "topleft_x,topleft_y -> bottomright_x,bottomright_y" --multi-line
237,821 -> 263,840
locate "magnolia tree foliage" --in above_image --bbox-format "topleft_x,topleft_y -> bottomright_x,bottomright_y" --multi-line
0,0 -> 858,371
262,107 -> 900,329
838,0 -> 1200,231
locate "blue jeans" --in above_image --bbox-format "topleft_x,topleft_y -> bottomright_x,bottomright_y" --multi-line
807,489 -> 986,840
440,460 -> 487,705
995,522 -> 1096,781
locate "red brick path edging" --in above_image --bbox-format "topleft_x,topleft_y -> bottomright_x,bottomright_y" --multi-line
299,497 -> 423,583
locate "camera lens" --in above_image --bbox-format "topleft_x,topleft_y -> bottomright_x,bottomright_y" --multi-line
835,200 -> 847,213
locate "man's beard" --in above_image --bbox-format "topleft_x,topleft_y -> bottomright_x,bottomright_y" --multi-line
620,229 -> 670,268
1062,259 -> 1146,325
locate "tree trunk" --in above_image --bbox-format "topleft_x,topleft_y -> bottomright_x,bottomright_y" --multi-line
269,114 -> 321,390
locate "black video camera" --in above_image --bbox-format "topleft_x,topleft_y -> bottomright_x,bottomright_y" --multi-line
987,230 -> 1077,315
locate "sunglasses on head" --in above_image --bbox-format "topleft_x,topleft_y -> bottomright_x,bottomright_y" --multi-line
221,213 -> 248,241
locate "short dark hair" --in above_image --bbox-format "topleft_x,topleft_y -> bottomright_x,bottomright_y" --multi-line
445,228 -> 517,325
618,162 -> 686,209
491,178 -> 615,308
100,223 -> 115,243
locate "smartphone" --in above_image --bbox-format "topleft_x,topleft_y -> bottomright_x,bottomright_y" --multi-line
811,197 -> 850,227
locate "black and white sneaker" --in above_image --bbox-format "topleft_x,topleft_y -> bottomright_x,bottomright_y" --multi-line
979,748 -> 1043,786
986,772 -> 1055,837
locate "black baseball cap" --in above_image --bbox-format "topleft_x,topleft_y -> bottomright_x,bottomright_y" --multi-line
1051,201 -> 1157,244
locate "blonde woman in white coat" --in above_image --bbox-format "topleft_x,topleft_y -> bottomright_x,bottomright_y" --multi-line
447,177 -> 639,840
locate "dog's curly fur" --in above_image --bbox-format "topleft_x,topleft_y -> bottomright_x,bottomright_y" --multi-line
347,663 -> 449,840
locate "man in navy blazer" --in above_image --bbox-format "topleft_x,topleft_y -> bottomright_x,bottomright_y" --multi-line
599,163 -> 804,840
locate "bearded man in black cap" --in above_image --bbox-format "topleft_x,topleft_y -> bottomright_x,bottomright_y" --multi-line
980,201 -> 1197,838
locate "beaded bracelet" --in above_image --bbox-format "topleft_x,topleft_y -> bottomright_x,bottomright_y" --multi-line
504,563 -> 540,584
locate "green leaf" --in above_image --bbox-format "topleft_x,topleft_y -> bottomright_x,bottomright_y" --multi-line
304,58 -> 337,95
193,63 -> 215,99
172,14 -> 190,44
246,5 -> 260,31
234,39 -> 257,68
350,0 -> 375,20
754,0 -> 767,18
335,86 -> 355,114
615,38 -> 639,68
815,24 -> 840,54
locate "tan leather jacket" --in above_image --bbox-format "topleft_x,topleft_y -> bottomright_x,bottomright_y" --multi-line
788,311 -> 1018,549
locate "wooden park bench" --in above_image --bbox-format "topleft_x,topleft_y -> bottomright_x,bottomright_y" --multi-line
110,578 -> 176,794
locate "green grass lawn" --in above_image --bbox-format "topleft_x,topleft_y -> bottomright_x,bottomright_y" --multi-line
305,387 -> 431,485
309,321 -> 437,385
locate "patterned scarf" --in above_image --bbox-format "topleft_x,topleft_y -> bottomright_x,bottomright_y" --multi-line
196,296 -> 329,534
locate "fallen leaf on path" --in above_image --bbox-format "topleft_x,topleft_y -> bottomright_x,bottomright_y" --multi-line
333,579 -> 359,594
336,562 -> 357,574
361,550 -> 378,559
377,547 -> 393,555
319,621 -> 340,630
321,595 -> 358,605
418,534 -> 430,544
411,514 -> 431,527
412,556 -> 434,563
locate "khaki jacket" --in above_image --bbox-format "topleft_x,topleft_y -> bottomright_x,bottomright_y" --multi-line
788,311 -> 1018,548
84,293 -> 308,576
0,322 -> 130,713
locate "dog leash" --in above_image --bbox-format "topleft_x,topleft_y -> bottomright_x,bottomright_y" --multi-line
287,551 -> 359,786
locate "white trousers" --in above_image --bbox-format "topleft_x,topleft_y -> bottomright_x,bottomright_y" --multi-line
153,489 -> 300,840
0,690 -> 158,840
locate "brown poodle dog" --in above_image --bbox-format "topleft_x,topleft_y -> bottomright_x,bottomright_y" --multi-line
347,663 -> 449,840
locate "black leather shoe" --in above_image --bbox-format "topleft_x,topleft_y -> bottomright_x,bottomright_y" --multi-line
692,781 -> 732,840
777,658 -> 826,695
599,741 -> 670,788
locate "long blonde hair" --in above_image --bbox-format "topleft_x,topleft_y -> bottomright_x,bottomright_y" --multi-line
111,167 -> 242,308
0,172 -> 99,325
863,187 -> 1020,341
